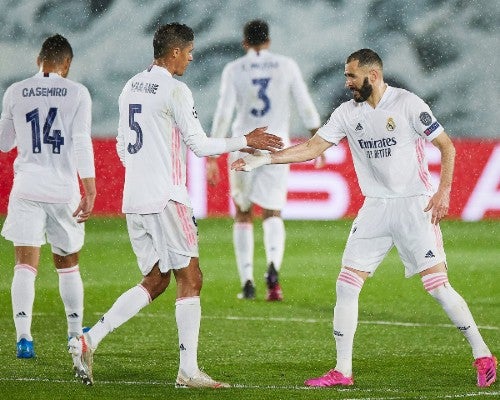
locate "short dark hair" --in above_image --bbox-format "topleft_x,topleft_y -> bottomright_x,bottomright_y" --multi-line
153,23 -> 194,59
244,20 -> 269,46
38,34 -> 73,64
346,48 -> 383,69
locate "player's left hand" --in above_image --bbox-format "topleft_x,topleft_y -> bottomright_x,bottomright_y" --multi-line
424,188 -> 450,225
73,193 -> 96,223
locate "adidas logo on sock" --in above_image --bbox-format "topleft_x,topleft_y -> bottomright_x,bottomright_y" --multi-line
67,313 -> 79,319
424,250 -> 435,258
15,311 -> 28,318
179,343 -> 186,351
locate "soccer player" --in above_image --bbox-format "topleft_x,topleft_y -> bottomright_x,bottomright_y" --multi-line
232,48 -> 497,388
0,34 -> 95,368
67,23 -> 283,388
206,19 -> 322,301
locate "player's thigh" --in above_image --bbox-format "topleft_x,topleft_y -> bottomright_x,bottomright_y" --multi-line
392,196 -> 446,277
250,163 -> 289,210
45,200 -> 84,255
127,202 -> 198,276
228,153 -> 254,212
342,198 -> 393,275
1,197 -> 47,246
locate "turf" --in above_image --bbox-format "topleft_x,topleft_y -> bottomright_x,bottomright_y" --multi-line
0,217 -> 498,399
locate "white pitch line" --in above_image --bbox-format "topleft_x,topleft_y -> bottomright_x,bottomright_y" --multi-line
200,315 -> 499,331
0,377 -> 498,398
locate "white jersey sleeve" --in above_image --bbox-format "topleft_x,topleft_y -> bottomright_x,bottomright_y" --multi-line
210,64 -> 236,139
316,104 -> 347,145
172,83 -> 245,156
0,86 -> 16,152
406,94 -> 444,141
72,85 -> 94,179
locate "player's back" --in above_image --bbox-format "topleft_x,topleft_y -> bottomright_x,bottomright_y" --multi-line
229,49 -> 299,141
6,72 -> 91,202
118,65 -> 191,213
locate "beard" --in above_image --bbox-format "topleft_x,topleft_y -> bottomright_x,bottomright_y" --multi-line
352,77 -> 373,102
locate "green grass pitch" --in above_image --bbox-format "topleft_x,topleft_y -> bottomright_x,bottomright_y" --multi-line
0,217 -> 498,399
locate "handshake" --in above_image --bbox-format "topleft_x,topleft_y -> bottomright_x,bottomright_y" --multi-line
231,150 -> 272,172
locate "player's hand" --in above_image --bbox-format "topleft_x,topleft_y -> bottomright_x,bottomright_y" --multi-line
206,157 -> 220,186
73,192 -> 96,223
314,153 -> 326,169
244,127 -> 283,152
424,188 -> 450,225
231,151 -> 271,172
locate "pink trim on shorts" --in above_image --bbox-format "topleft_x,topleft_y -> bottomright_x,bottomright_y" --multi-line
423,273 -> 448,292
416,138 -> 432,191
175,202 -> 197,247
137,284 -> 152,303
338,269 -> 364,289
14,264 -> 37,275
433,224 -> 444,250
172,127 -> 182,185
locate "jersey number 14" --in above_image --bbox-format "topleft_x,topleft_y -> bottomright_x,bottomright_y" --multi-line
26,107 -> 64,154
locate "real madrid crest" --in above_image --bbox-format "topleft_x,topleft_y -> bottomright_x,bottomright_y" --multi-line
386,117 -> 396,131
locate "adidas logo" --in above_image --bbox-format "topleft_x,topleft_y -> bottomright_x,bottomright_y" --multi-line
355,123 -> 363,131
179,343 -> 186,351
424,250 -> 435,258
67,313 -> 79,319
15,311 -> 28,318
333,330 -> 344,337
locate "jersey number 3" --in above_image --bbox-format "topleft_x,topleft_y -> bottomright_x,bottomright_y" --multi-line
251,78 -> 271,117
26,107 -> 64,154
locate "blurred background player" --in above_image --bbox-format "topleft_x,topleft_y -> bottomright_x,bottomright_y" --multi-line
0,34 -> 95,368
68,23 -> 283,388
206,19 -> 323,301
232,48 -> 497,388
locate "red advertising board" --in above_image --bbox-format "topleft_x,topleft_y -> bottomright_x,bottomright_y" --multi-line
1,138 -> 499,220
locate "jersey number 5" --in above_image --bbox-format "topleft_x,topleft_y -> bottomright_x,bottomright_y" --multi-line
251,78 -> 271,117
26,107 -> 64,154
127,104 -> 143,154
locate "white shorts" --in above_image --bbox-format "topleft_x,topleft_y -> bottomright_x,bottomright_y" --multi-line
342,196 -> 446,278
1,196 -> 84,256
126,200 -> 198,276
228,151 -> 289,212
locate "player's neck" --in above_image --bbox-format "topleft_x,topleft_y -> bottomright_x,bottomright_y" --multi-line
367,82 -> 388,109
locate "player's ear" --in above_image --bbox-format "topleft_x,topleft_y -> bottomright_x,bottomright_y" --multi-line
172,47 -> 180,58
36,57 -> 42,69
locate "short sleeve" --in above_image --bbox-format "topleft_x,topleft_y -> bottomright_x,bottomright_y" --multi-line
316,105 -> 346,145
408,94 -> 444,141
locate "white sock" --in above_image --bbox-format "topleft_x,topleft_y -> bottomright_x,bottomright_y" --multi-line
57,265 -> 84,337
263,217 -> 285,271
233,222 -> 254,285
176,297 -> 201,377
11,264 -> 37,341
422,273 -> 491,359
333,268 -> 364,377
87,285 -> 151,349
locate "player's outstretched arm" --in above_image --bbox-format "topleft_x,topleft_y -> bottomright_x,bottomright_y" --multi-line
232,134 -> 331,172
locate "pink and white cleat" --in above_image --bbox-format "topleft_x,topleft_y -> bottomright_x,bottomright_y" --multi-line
304,369 -> 354,387
473,355 -> 497,387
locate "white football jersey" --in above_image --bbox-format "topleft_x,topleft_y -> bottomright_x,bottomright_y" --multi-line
117,65 -> 246,214
317,86 -> 444,198
211,49 -> 320,144
0,72 -> 94,203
